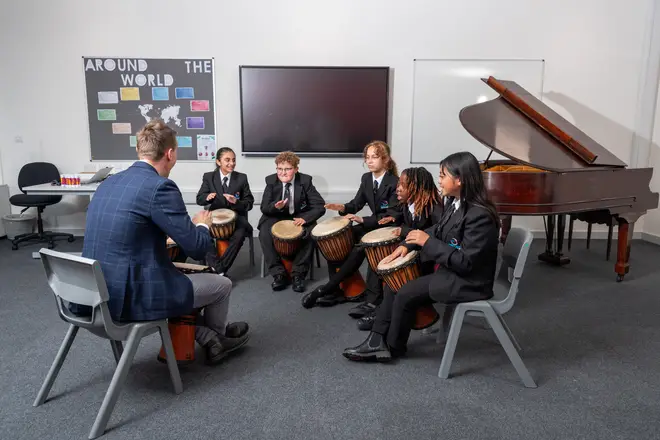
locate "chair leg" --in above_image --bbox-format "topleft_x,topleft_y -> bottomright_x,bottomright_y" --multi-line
260,255 -> 266,278
33,324 -> 79,406
482,307 -> 537,388
436,305 -> 455,344
109,340 -> 123,365
158,324 -> 183,394
315,247 -> 321,268
438,306 -> 467,379
497,314 -> 522,352
88,326 -> 143,439
248,235 -> 255,267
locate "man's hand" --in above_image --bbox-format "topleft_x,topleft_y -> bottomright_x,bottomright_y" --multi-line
293,218 -> 306,226
192,210 -> 212,227
325,203 -> 345,211
345,214 -> 363,224
380,246 -> 409,266
405,230 -> 430,247
206,193 -> 217,201
223,194 -> 237,204
274,198 -> 288,210
378,216 -> 396,225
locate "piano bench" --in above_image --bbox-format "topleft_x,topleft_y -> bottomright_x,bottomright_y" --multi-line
567,212 -> 614,261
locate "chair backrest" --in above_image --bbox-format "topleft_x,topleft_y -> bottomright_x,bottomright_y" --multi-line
18,162 -> 61,192
490,227 -> 533,314
39,248 -> 125,340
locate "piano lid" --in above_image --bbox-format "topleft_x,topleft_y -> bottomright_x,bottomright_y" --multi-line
459,76 -> 627,172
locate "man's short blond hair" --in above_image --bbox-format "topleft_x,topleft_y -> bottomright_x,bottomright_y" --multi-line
275,151 -> 300,168
136,119 -> 177,160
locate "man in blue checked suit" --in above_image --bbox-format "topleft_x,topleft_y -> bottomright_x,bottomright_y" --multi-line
81,119 -> 250,365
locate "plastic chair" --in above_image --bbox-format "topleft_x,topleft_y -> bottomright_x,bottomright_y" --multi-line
33,249 -> 183,439
437,227 -> 537,388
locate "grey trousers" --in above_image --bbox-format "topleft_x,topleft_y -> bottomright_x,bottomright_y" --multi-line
186,273 -> 232,346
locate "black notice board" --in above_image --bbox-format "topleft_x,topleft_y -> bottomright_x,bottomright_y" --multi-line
83,57 -> 217,161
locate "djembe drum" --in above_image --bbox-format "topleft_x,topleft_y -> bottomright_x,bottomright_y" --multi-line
311,216 -> 366,300
360,227 -> 402,272
166,237 -> 179,261
376,250 -> 440,330
271,220 -> 303,276
210,208 -> 237,256
157,262 -> 217,365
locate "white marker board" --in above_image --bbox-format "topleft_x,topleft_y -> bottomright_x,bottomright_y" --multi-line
410,59 -> 545,164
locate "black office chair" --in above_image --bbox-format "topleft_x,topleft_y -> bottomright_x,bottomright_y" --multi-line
9,162 -> 75,250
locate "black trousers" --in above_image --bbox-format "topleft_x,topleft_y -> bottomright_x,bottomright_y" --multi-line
371,273 -> 440,352
215,215 -> 252,273
324,224 -> 382,303
259,216 -> 314,278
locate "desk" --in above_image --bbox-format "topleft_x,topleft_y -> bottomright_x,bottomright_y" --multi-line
23,183 -> 101,196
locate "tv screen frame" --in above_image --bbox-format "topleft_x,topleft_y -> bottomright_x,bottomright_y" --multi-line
238,65 -> 391,157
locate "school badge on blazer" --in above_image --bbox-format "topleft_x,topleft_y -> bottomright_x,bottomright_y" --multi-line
448,238 -> 462,250
234,192 -> 240,200
379,200 -> 389,209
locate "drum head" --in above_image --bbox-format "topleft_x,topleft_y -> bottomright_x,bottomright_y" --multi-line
361,226 -> 399,245
211,208 -> 237,225
272,220 -> 303,239
312,216 -> 350,238
377,250 -> 418,272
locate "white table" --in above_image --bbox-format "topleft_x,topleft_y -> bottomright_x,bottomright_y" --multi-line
22,182 -> 101,196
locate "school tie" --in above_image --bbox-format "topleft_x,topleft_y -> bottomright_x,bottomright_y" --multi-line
222,176 -> 229,194
373,180 -> 379,193
283,183 -> 291,213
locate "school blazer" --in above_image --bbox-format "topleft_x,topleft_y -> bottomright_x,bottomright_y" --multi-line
393,202 -> 445,251
196,170 -> 254,217
421,199 -> 500,303
340,171 -> 399,229
258,172 -> 326,229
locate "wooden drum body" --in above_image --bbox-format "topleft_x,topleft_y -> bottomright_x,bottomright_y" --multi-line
272,220 -> 303,274
361,227 -> 402,272
210,209 -> 237,240
311,216 -> 354,262
377,251 -> 440,330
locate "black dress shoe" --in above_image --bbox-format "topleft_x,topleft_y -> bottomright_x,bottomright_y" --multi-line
342,332 -> 392,362
357,314 -> 375,331
204,333 -> 250,365
292,275 -> 306,293
301,286 -> 324,308
347,301 -> 376,319
225,321 -> 249,338
317,290 -> 348,307
271,274 -> 290,291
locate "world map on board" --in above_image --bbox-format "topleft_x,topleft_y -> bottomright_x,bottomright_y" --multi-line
138,104 -> 182,127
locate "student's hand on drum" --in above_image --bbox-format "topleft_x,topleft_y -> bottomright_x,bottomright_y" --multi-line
378,216 -> 395,225
223,194 -> 237,204
274,198 -> 289,210
345,214 -> 363,224
325,203 -> 345,211
206,193 -> 217,201
405,230 -> 430,246
193,210 -> 213,227
292,218 -> 306,226
381,246 -> 408,265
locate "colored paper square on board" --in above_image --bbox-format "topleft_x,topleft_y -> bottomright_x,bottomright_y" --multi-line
177,136 -> 193,147
190,100 -> 209,112
97,109 -> 117,121
186,117 -> 205,129
112,123 -> 132,134
120,87 -> 140,101
98,91 -> 118,104
152,87 -> 169,101
129,136 -> 137,147
175,87 -> 194,99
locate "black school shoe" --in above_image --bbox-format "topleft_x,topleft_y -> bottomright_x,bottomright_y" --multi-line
316,289 -> 348,307
272,274 -> 290,291
342,332 -> 392,362
347,302 -> 377,319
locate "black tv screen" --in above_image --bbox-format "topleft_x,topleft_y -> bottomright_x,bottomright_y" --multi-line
239,66 -> 390,156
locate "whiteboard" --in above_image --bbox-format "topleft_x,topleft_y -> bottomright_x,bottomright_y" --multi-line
410,59 -> 545,164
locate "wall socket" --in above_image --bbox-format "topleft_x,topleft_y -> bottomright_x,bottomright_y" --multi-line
14,136 -> 23,144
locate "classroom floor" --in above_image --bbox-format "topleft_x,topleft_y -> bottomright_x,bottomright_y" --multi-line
1,236 -> 659,440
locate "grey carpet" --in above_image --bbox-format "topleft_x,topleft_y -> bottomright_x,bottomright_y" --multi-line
1,236 -> 660,440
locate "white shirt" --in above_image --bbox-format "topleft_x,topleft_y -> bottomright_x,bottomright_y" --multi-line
219,170 -> 231,189
372,172 -> 385,190
408,202 -> 416,216
281,175 -> 295,215
452,199 -> 461,212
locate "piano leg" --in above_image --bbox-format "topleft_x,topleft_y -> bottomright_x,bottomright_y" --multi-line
538,214 -> 571,266
615,219 -> 635,282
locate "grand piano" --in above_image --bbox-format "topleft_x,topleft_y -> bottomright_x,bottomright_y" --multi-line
460,76 -> 659,281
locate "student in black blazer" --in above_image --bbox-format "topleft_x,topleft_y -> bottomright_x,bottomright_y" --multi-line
303,141 -> 399,309
352,167 -> 445,331
343,151 -> 501,362
259,151 -> 326,293
196,147 -> 255,276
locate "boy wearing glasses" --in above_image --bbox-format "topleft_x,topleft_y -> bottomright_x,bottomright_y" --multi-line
258,151 -> 326,292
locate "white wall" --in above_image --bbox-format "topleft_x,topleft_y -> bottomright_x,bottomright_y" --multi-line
0,0 -> 656,236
